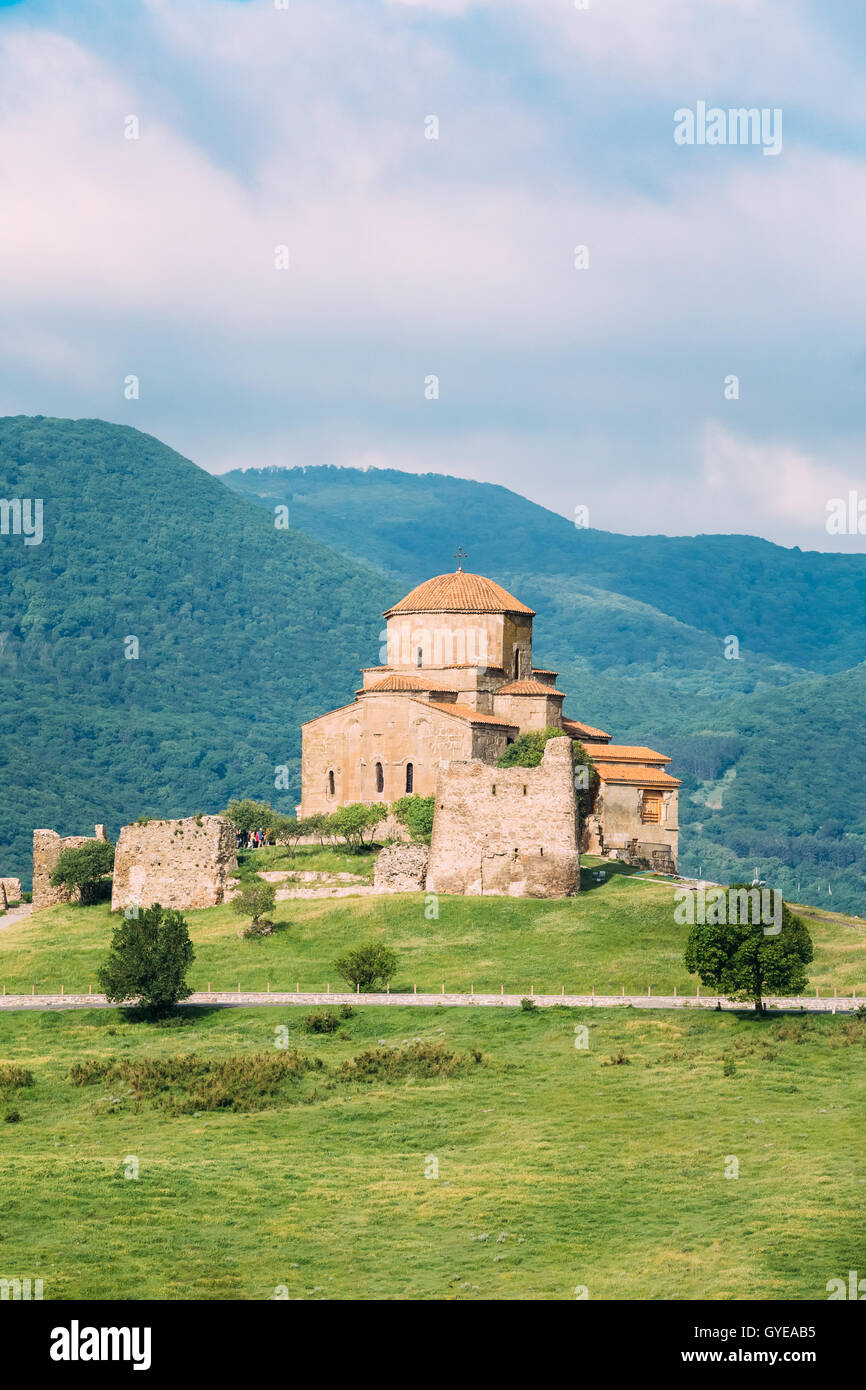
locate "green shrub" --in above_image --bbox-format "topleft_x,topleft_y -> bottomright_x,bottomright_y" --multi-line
337,1041 -> 485,1083
68,1051 -> 319,1113
723,1055 -> 737,1077
3,1110 -> 21,1124
519,997 -> 537,1012
338,1003 -> 356,1019
50,840 -> 115,905
334,942 -> 398,992
231,882 -> 277,935
603,1048 -> 630,1066
0,1065 -> 34,1090
303,1010 -> 340,1034
97,903 -> 195,1017
392,795 -> 435,843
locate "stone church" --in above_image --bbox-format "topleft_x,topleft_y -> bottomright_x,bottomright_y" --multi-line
301,562 -> 680,871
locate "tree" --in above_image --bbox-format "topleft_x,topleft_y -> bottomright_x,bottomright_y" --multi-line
270,814 -> 312,857
334,942 -> 398,992
224,798 -> 274,835
231,881 -> 277,936
392,794 -> 435,843
50,840 -> 115,905
330,802 -> 388,849
683,887 -> 813,1014
496,726 -> 596,817
98,904 -> 195,1016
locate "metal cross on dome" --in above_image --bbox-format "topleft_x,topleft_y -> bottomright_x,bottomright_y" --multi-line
453,546 -> 468,571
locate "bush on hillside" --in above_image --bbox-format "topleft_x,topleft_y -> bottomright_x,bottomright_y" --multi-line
333,942 -> 398,992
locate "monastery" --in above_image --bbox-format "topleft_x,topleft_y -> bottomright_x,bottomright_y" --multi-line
301,559 -> 680,872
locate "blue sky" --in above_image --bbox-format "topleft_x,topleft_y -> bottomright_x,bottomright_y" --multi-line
1,0 -> 865,549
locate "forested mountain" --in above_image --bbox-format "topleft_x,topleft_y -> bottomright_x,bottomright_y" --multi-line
1,420 -> 861,911
0,418 -> 390,884
223,464 -> 866,913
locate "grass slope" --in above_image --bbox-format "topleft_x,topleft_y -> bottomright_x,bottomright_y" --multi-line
0,1003 -> 863,1299
2,856 -> 863,996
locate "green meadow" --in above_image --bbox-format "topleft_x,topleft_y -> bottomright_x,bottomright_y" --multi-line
1,853 -> 864,998
0,1003 -> 864,1300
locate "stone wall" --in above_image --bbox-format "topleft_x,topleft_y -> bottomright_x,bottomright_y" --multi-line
426,735 -> 580,897
32,826 -> 108,910
0,878 -> 22,905
373,842 -> 429,893
111,815 -> 238,913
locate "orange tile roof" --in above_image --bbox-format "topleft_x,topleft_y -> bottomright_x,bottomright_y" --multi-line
361,673 -> 457,694
582,743 -> 670,764
384,571 -> 534,617
496,679 -> 564,696
422,700 -> 518,727
561,718 -> 611,742
531,668 -> 558,676
595,763 -> 681,787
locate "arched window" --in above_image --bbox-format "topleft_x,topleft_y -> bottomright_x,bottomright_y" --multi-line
327,770 -> 335,797
513,648 -> 520,680
376,762 -> 384,793
416,646 -> 423,668
405,762 -> 414,793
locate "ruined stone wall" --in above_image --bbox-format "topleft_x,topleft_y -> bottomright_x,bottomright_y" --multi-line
111,815 -> 237,913
426,736 -> 580,898
373,842 -> 429,892
32,826 -> 108,910
0,878 -> 22,905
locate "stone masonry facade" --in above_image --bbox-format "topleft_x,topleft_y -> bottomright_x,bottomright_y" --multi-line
426,736 -> 580,897
111,814 -> 238,913
32,825 -> 109,909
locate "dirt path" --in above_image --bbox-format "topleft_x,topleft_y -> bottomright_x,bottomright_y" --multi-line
0,903 -> 34,932
0,988 -> 859,1013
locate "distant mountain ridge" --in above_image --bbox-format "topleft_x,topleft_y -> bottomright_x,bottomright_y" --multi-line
0,417 -> 391,884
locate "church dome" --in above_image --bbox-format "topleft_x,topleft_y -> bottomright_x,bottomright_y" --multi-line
384,571 -> 535,617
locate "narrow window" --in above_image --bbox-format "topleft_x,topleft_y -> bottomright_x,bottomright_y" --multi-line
513,648 -> 520,680
327,770 -> 335,797
492,784 -> 496,795
506,737 -> 514,746
375,762 -> 384,793
416,646 -> 423,668
523,785 -> 527,795
405,762 -> 414,793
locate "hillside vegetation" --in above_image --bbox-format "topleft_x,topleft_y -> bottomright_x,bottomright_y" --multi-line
0,417 -> 390,883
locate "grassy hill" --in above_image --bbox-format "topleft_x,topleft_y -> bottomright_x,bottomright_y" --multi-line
2,857 -> 863,997
222,465 -> 866,912
0,1000 -> 863,1298
0,417 -> 391,883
